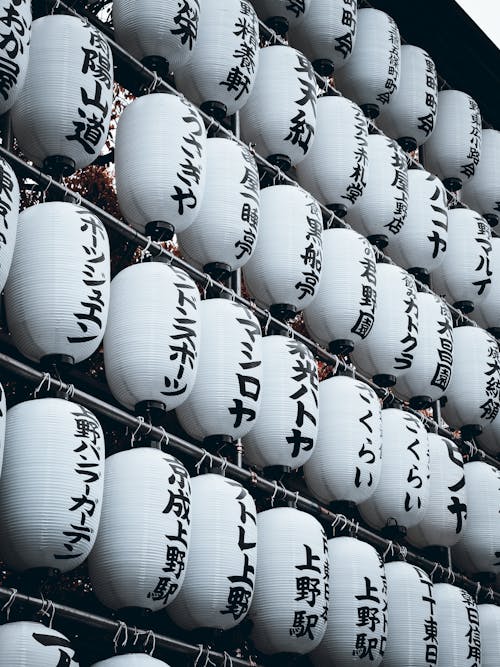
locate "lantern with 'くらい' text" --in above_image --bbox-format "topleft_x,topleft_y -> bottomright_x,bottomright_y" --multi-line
478,604 -> 500,667
250,0 -> 311,36
462,128 -> 500,227
0,622 -> 79,667
0,0 -> 31,115
0,157 -> 19,294
434,584 -> 481,667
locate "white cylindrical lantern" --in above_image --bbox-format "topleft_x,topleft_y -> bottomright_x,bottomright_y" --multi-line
11,15 -> 113,177
377,45 -> 438,152
0,622 -> 79,666
334,8 -> 400,119
472,237 -> 500,337
88,449 -> 191,612
250,507 -> 328,655
115,93 -> 207,240
423,89 -> 482,191
104,262 -> 200,414
359,408 -> 430,532
5,202 -> 110,365
242,185 -> 323,319
295,95 -> 369,219
242,336 -> 319,471
431,208 -> 492,313
345,134 -> 408,250
0,398 -> 104,573
395,293 -> 453,409
176,299 -> 262,446
434,584 -> 481,667
452,461 -> 500,575
383,562 -> 438,667
0,1 -> 31,115
0,157 -> 19,292
239,45 -> 317,170
168,473 -> 257,630
407,435 -> 467,548
178,138 -> 260,276
304,375 -> 382,506
251,0 -> 311,34
91,657 -> 168,667
174,0 -> 259,119
462,129 -> 500,227
0,383 -> 5,477
311,538 -> 386,667
303,229 -> 376,355
351,263 -> 419,388
477,411 -> 500,456
478,604 -> 500,667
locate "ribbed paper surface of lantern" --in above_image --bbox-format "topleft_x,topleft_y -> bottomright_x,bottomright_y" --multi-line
304,375 -> 382,505
0,621 -> 79,666
377,45 -> 438,150
345,134 -> 408,248
174,0 -> 259,118
178,138 -> 260,272
91,657 -> 169,667
239,45 -> 317,169
383,562 -> 438,667
478,604 -> 500,667
0,398 -> 105,573
359,408 -> 430,531
88,449 -> 191,611
434,584 -> 481,667
295,95 -> 368,217
462,128 -> 500,226
407,435 -> 467,548
250,507 -> 328,655
472,236 -> 500,335
5,202 -> 110,364
115,93 -> 207,237
0,383 -> 5,477
104,262 -> 200,413
0,157 -> 19,293
0,0 -> 31,115
113,0 -> 200,71
11,14 -> 113,173
311,537 -> 386,667
334,8 -> 400,118
251,0 -> 311,30
242,185 -> 323,315
452,461 -> 500,575
168,473 -> 257,630
423,89 -> 482,189
477,411 -> 500,455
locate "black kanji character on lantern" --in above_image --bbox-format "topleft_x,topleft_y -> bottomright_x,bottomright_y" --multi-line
417,112 -> 435,136
357,606 -> 380,632
162,545 -> 186,577
355,577 -> 380,603
296,545 -> 322,573
66,106 -> 106,155
163,488 -> 190,520
287,428 -> 314,458
228,553 -> 255,587
220,65 -> 251,100
32,633 -> 73,667
285,109 -> 314,154
289,610 -> 319,639
147,577 -> 179,605
167,519 -> 189,548
353,634 -> 378,660
295,576 -> 321,607
171,0 -> 199,49
221,586 -> 252,620
448,496 -> 467,533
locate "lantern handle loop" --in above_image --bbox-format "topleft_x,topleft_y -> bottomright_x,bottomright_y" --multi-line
195,449 -> 213,474
205,117 -> 215,136
475,581 -> 481,602
147,72 -> 159,94
158,426 -> 169,449
130,416 -> 152,447
113,621 -> 129,653
329,355 -> 340,377
330,514 -> 340,536
131,626 -> 140,645
382,540 -> 394,561
33,372 -> 52,398
218,456 -> 229,475
142,629 -> 156,656
487,587 -> 495,600
193,645 -> 204,667
263,311 -> 272,336
429,562 -> 440,581
447,567 -> 455,585
64,383 -> 75,401
50,0 -> 61,15
291,490 -> 299,509
40,176 -> 53,202
223,651 -> 233,667
139,237 -> 153,262
202,274 -> 214,299
398,545 -> 408,561
38,592 -> 56,629
0,588 -> 17,621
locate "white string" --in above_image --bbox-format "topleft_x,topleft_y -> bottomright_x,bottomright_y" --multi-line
399,545 -> 408,561
143,629 -> 156,656
382,540 -> 394,561
158,426 -> 169,448
139,236 -> 153,262
130,416 -> 152,446
0,588 -> 17,621
193,645 -> 204,667
112,621 -> 128,653
147,72 -> 159,94
195,449 -> 214,474
270,480 -> 278,507
33,372 -> 52,398
223,651 -> 233,667
475,581 -> 481,602
64,383 -> 75,400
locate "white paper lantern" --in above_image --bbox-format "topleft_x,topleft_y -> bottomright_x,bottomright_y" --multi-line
115,93 -> 207,239
0,158 -> 19,294
334,8 -> 400,119
250,0 -> 311,34
462,129 -> 500,227
395,293 -> 453,409
423,89 -> 482,191
477,410 -> 500,456
0,383 -> 5,477
242,185 -> 323,319
178,138 -> 260,276
351,263 -> 418,387
478,604 -> 500,667
104,262 -> 200,414
88,449 -> 191,612
0,1 -> 31,115
472,237 -> 500,337
311,537 -> 387,667
434,584 -> 481,667
176,299 -> 262,446
383,562 -> 438,667
295,95 -> 369,219
168,473 -> 257,630
304,375 -> 382,506
407,435 -> 467,548
303,229 -> 376,354
431,208 -> 492,313
345,134 -> 408,249
0,398 -> 104,573
239,45 -> 317,170
452,461 -> 500,575
5,202 -> 110,365
11,15 -> 113,177
174,0 -> 259,119
250,507 -> 328,655
91,657 -> 169,667
0,622 -> 79,666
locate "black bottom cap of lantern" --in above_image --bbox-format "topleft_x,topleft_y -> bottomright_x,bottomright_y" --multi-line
145,220 -> 174,242
265,15 -> 289,37
460,423 -> 483,440
326,203 -> 348,221
381,522 -> 407,543
118,607 -> 153,628
204,262 -> 232,283
328,339 -> 354,356
360,103 -> 380,120
200,100 -> 227,124
484,213 -> 499,228
453,300 -> 474,314
270,303 -> 297,322
368,234 -> 388,250
264,465 -> 292,480
487,326 -> 500,340
135,400 -> 166,434
313,58 -> 334,78
408,266 -> 430,286
141,55 -> 170,81
40,353 -> 75,370
409,395 -> 433,410
22,567 -> 60,596
329,499 -> 357,517
373,373 -> 396,388
43,155 -> 76,180
397,136 -> 418,153
443,177 -> 462,192
267,153 -> 292,173
202,435 -> 235,468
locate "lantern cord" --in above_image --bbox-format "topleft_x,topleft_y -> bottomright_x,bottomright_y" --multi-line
38,592 -> 56,629
0,588 -> 17,621
33,371 -> 52,398
429,562 -> 441,582
487,587 -> 495,600
262,311 -> 272,336
157,426 -> 169,449
64,383 -> 75,400
40,176 -> 53,203
112,621 -> 129,653
223,651 -> 234,667
399,546 -> 408,561
195,449 -> 214,474
382,541 -> 395,561
142,629 -> 156,656
131,626 -> 141,645
202,274 -> 214,299
447,567 -> 456,585
270,480 -> 279,507
146,72 -> 159,95
139,236 -> 153,262
475,581 -> 482,602
130,416 -> 152,447
193,645 -> 204,667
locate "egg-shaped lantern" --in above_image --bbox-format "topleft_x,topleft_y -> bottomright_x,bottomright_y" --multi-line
477,410 -> 500,456
407,435 -> 467,548
168,473 -> 257,630
345,134 -> 408,250
351,263 -> 418,388
104,262 -> 200,416
434,584 -> 481,667
91,658 -> 169,667
0,0 -> 31,115
115,93 -> 207,241
176,299 -> 262,448
0,622 -> 79,666
4,202 -> 110,366
249,507 -> 328,655
174,0 -> 259,120
478,604 -> 500,667
0,383 -> 5,476
423,89 -> 482,192
242,185 -> 323,320
11,15 -> 113,178
295,95 -> 368,220
250,0 -> 311,36
334,8 -> 400,119
178,137 -> 260,279
0,398 -> 104,573
472,237 -> 500,337
304,375 -> 382,507
0,158 -> 20,293
462,129 -> 500,227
